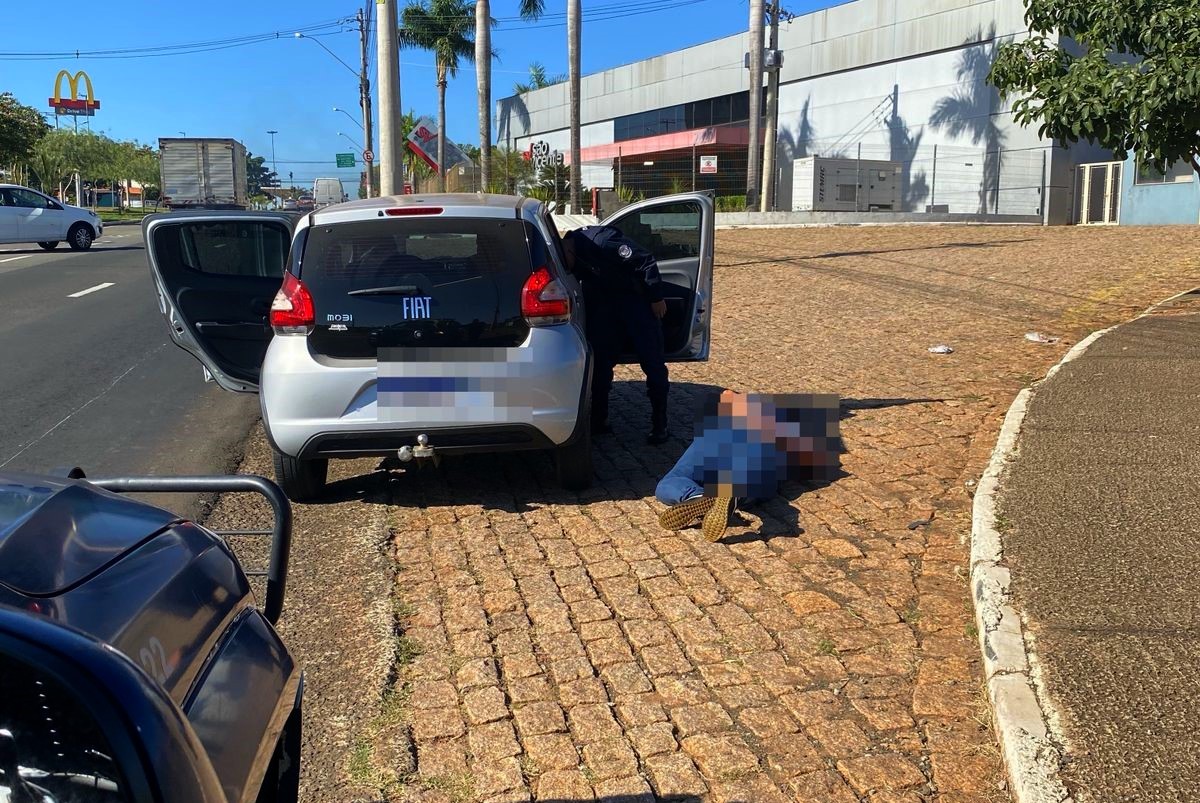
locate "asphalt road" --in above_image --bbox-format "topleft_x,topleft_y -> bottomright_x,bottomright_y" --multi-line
0,224 -> 260,514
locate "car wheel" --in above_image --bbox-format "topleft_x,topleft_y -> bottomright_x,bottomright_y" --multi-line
271,449 -> 328,502
37,241 -> 59,250
67,223 -> 94,251
555,424 -> 593,491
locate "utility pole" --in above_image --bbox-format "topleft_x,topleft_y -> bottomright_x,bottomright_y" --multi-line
759,1 -> 782,212
357,5 -> 375,198
377,0 -> 403,196
745,0 -> 765,210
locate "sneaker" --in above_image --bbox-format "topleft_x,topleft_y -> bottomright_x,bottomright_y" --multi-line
646,427 -> 670,445
702,496 -> 734,542
658,495 -> 715,530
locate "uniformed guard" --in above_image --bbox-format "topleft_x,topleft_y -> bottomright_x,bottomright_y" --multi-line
561,225 -> 671,445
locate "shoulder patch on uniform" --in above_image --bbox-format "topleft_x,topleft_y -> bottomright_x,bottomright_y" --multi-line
618,243 -> 633,259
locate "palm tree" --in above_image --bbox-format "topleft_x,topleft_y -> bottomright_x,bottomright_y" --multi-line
567,0 -> 581,211
513,62 -> 565,95
476,0 -> 543,193
400,0 -> 476,192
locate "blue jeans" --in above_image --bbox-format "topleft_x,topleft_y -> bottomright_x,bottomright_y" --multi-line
655,439 -> 705,506
655,437 -> 773,507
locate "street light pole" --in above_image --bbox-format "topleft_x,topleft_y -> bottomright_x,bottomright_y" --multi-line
339,132 -> 364,152
357,5 -> 376,198
266,130 -> 279,208
333,107 -> 364,130
266,130 -> 279,180
377,0 -> 402,196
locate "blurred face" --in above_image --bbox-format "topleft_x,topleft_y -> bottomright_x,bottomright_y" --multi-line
717,391 -> 774,441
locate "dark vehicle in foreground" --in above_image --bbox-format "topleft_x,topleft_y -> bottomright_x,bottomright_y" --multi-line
0,471 -> 300,803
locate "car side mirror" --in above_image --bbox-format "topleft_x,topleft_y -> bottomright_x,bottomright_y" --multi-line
0,605 -> 228,803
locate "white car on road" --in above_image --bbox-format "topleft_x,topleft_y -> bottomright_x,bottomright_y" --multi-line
0,184 -> 103,251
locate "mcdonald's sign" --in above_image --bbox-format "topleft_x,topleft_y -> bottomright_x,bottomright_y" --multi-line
48,70 -> 100,116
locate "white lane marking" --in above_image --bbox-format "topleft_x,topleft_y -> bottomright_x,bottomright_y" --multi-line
0,342 -> 168,469
0,255 -> 30,263
68,282 -> 115,298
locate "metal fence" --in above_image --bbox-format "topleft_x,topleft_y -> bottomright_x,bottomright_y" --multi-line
578,135 -> 1048,219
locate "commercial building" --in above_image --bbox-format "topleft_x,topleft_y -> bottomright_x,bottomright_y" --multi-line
496,0 -> 1111,223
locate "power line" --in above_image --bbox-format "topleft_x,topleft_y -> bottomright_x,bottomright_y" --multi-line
0,17 -> 351,60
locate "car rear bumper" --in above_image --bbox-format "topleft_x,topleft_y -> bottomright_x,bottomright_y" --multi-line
260,325 -> 588,459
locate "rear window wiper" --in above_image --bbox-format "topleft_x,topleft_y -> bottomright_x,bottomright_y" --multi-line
346,284 -> 421,296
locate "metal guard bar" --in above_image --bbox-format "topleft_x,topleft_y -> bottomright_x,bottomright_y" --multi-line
86,474 -> 292,626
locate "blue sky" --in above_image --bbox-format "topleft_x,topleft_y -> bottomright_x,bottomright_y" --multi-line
2,0 -> 829,187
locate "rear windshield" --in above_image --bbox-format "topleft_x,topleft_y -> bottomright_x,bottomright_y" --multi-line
299,216 -> 538,355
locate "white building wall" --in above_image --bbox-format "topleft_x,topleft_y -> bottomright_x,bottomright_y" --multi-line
495,0 -> 1093,221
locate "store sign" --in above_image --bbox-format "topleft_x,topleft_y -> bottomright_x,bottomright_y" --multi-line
529,141 -> 565,171
406,116 -> 471,174
699,155 -> 718,174
48,70 -> 99,117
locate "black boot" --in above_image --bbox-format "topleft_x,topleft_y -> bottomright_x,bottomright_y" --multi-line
646,407 -> 669,445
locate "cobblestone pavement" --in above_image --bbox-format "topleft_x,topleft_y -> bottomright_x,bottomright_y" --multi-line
334,224 -> 1200,803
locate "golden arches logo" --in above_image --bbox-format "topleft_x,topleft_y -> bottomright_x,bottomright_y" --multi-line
49,69 -> 99,114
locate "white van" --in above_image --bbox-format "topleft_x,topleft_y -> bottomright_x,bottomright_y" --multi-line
0,184 -> 103,250
312,178 -> 346,209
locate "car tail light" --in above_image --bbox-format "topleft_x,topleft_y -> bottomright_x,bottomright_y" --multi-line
383,207 -> 443,216
270,272 -> 315,333
522,266 -> 571,326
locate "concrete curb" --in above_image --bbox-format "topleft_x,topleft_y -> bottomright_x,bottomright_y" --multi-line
971,286 -> 1200,803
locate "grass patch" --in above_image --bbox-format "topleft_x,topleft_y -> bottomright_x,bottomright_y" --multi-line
393,599 -> 417,619
817,637 -> 839,656
965,621 -> 979,640
421,772 -> 475,803
394,634 -> 423,668
901,602 -> 922,624
347,737 -> 380,787
992,512 -> 1012,532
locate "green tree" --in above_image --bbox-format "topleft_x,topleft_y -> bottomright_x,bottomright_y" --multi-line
0,93 -> 49,171
513,61 -> 564,95
400,0 -> 478,192
28,141 -> 70,195
246,151 -> 277,196
475,0 -> 543,192
989,0 -> 1200,174
489,145 -> 534,194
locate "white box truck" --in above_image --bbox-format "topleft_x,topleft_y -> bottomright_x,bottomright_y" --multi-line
159,138 -> 248,210
792,156 -> 902,212
312,177 -> 346,208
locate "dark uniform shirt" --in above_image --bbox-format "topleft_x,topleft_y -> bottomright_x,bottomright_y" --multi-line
564,226 -> 664,303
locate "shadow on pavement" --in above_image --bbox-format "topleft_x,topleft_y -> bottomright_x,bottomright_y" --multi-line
305,386 -> 945,550
721,238 -> 1034,268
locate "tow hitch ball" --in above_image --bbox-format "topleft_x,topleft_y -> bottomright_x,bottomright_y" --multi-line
398,434 -> 438,466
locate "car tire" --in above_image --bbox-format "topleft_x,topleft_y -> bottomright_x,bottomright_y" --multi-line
271,449 -> 328,502
555,425 -> 593,491
67,223 -> 94,251
37,241 -> 59,250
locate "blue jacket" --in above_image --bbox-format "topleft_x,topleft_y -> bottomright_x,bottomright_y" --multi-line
564,225 -> 664,303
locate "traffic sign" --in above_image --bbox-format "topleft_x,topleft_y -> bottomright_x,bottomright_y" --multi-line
335,152 -> 356,168
363,149 -> 374,163
699,155 -> 718,174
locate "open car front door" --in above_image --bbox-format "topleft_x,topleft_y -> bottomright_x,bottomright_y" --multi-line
601,191 -> 715,362
143,212 -> 293,393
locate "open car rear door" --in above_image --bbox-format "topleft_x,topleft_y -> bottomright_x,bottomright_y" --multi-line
601,192 -> 715,361
143,212 -> 293,393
